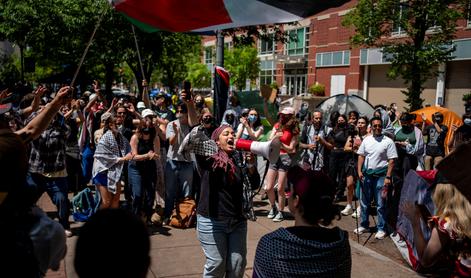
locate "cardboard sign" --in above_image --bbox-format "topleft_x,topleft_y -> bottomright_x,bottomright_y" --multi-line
260,85 -> 271,100
268,89 -> 277,104
436,142 -> 471,202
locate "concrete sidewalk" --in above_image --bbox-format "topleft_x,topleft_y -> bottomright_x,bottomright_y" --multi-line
39,193 -> 419,278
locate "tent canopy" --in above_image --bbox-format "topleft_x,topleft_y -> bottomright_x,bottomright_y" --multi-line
411,106 -> 462,154
316,95 -> 375,125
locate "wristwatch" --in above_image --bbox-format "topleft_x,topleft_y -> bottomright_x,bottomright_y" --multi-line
385,176 -> 392,180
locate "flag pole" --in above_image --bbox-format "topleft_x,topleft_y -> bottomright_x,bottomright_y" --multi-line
131,24 -> 146,82
70,8 -> 107,88
216,30 -> 224,67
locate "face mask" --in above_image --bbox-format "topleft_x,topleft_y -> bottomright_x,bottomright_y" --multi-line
337,122 -> 346,128
195,101 -> 204,108
464,118 -> 471,125
280,117 -> 289,125
402,125 -> 413,132
248,115 -> 257,123
202,117 -> 213,125
226,115 -> 235,125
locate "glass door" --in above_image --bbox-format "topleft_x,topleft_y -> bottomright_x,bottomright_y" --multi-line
285,74 -> 307,96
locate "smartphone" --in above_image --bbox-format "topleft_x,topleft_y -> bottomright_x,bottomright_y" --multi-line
183,81 -> 191,100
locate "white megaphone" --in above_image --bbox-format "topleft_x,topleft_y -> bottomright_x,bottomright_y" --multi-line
236,138 -> 281,164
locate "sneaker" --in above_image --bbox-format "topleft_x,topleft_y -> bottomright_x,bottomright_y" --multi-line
352,207 -> 361,219
162,217 -> 170,226
267,207 -> 277,219
273,211 -> 284,222
353,226 -> 367,235
65,229 -> 73,238
375,230 -> 387,240
341,205 -> 354,216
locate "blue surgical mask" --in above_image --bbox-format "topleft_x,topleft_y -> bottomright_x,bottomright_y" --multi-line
464,118 -> 471,125
248,115 -> 257,123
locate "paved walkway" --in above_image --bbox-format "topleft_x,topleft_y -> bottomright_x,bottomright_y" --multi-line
38,193 -> 419,278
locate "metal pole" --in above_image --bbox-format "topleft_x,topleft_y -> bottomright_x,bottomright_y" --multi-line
216,30 -> 224,67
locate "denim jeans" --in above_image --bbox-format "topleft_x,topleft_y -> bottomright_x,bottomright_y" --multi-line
27,172 -> 70,229
360,175 -> 387,232
164,160 -> 193,217
128,163 -> 156,217
197,214 -> 247,278
81,145 -> 94,184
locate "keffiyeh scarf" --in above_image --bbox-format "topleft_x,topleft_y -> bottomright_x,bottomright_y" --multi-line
92,130 -> 129,194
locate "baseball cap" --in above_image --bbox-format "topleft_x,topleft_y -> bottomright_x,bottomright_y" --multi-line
137,102 -> 145,109
141,109 -> 156,118
279,107 -> 295,115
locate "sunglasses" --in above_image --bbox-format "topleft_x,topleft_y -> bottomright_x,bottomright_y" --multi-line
372,124 -> 382,128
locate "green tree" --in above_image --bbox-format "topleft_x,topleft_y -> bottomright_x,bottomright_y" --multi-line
224,46 -> 260,91
186,63 -> 211,88
157,33 -> 201,90
343,0 -> 467,111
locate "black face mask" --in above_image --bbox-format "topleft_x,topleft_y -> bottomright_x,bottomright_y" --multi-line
337,122 -> 347,128
195,101 -> 204,108
402,125 -> 413,132
202,117 -> 213,125
226,115 -> 235,125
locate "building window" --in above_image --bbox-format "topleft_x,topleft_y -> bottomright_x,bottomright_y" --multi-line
391,3 -> 408,35
468,2 -> 471,28
286,28 -> 307,56
224,41 -> 233,50
316,50 -> 350,67
259,35 -> 274,55
204,47 -> 213,64
259,60 -> 274,86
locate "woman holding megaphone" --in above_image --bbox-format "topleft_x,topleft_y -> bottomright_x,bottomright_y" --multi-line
264,107 -> 300,222
193,124 -> 260,278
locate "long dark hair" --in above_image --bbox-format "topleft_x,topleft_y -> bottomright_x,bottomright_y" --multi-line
248,108 -> 262,130
288,166 -> 340,226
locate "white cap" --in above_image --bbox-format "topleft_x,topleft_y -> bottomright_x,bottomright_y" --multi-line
137,101 -> 146,109
279,106 -> 295,115
89,93 -> 97,102
141,109 -> 156,118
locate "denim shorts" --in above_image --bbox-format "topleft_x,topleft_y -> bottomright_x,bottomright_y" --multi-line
92,171 -> 108,187
268,154 -> 291,172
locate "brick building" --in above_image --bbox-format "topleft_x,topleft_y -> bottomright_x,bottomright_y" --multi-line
202,0 -> 471,114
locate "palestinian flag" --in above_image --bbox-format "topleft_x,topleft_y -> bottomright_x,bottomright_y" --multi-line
213,66 -> 230,125
110,0 -> 347,33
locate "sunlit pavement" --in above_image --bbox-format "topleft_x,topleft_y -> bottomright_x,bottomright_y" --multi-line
38,192 -> 419,278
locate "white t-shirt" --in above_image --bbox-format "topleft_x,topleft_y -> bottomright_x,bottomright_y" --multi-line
357,135 -> 398,170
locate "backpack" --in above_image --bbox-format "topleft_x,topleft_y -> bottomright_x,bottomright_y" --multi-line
72,187 -> 99,222
170,197 -> 197,229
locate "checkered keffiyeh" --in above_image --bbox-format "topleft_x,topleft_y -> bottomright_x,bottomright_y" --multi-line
92,130 -> 130,194
178,125 -> 218,160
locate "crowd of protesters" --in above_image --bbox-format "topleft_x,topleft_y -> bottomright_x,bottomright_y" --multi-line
1,79 -> 471,277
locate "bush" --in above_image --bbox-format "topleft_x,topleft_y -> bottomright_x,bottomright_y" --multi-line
462,93 -> 471,102
309,83 -> 325,96
270,82 -> 279,90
